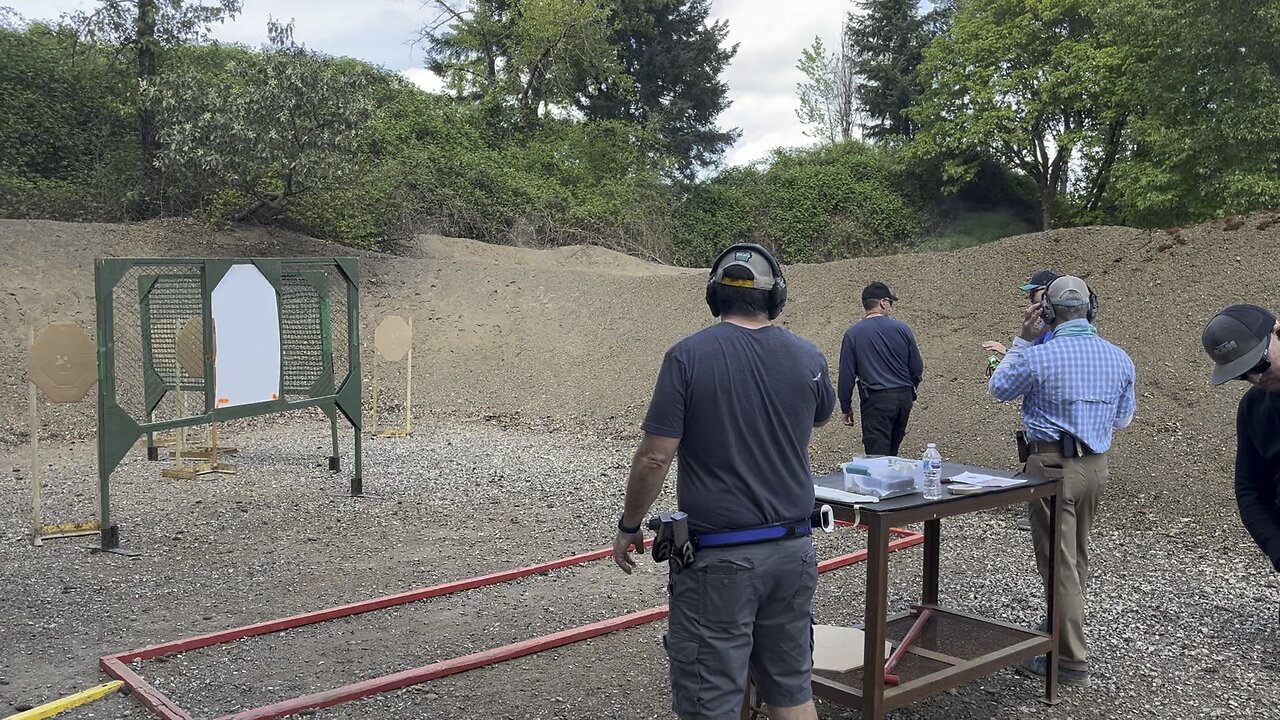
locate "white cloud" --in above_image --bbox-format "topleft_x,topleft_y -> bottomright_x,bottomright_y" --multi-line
400,67 -> 446,94
7,0 -> 854,167
709,0 -> 852,166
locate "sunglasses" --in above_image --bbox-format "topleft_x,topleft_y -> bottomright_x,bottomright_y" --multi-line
1238,335 -> 1273,381
1238,355 -> 1272,381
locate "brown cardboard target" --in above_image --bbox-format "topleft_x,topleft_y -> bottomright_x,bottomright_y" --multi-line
28,322 -> 97,403
176,316 -> 213,379
375,315 -> 413,362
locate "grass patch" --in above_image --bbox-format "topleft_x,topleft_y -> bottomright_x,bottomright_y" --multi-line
916,210 -> 1037,252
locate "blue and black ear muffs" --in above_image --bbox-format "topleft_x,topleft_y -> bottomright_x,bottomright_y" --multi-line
705,243 -> 787,320
1040,276 -> 1100,325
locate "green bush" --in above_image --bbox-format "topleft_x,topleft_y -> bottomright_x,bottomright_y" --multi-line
0,23 -> 137,220
673,141 -> 929,265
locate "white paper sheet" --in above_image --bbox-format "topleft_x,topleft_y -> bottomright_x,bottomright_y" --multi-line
948,471 -> 1026,488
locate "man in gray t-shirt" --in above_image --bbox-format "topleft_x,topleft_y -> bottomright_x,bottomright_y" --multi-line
613,243 -> 834,720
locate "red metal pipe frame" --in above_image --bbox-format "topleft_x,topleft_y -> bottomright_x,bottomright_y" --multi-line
105,525 -> 924,720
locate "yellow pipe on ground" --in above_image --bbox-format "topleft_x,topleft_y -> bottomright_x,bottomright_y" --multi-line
2,681 -> 124,720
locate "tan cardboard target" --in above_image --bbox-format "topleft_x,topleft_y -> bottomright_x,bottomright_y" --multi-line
374,315 -> 413,362
176,316 -> 213,379
27,322 -> 97,403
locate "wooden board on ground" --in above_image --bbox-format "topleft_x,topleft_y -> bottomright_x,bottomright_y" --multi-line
812,624 -> 892,673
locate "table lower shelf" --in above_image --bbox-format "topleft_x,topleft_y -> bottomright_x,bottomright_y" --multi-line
812,605 -> 1052,712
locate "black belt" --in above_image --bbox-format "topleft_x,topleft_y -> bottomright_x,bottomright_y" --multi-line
1029,437 -> 1098,458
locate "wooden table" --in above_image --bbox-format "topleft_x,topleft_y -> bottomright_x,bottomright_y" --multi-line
808,463 -> 1063,719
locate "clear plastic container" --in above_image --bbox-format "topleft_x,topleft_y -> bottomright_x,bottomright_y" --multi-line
843,461 -> 917,498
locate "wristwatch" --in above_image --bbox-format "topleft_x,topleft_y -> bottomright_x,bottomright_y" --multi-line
617,513 -> 641,534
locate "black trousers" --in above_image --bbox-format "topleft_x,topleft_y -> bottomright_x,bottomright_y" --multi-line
859,387 -> 914,456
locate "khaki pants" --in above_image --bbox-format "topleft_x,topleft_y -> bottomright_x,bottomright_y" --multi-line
1027,450 -> 1107,672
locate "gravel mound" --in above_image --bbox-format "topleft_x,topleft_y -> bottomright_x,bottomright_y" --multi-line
2,214 -> 1279,718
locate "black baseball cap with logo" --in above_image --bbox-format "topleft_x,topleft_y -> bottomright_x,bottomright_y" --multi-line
1202,304 -> 1277,385
1021,269 -> 1061,292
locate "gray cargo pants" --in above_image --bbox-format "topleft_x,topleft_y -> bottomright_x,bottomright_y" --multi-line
663,536 -> 818,720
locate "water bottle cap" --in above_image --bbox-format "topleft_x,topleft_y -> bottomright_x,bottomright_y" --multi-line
927,443 -> 936,448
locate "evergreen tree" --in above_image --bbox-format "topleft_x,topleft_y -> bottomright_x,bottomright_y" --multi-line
847,0 -> 929,143
575,0 -> 740,180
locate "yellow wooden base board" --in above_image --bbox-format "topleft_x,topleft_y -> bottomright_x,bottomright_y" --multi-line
3,680 -> 123,720
161,462 -> 237,480
373,429 -> 412,438
32,520 -> 100,546
177,447 -> 239,460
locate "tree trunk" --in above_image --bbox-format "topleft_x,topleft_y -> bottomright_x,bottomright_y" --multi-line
1039,183 -> 1058,230
135,0 -> 159,218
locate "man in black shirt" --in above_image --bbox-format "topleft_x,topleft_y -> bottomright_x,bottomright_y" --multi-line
838,281 -> 924,456
1201,305 -> 1280,590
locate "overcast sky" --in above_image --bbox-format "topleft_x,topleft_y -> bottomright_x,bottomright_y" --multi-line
6,0 -> 851,167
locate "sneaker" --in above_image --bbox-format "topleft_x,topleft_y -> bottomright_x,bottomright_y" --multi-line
1016,515 -> 1032,532
1017,655 -> 1089,687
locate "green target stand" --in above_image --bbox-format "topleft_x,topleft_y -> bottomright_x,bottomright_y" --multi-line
94,258 -> 363,551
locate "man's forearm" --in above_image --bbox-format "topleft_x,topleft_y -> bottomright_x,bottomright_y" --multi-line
621,452 -> 671,529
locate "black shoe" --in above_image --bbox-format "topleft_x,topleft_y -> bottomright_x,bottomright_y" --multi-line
1017,655 -> 1089,687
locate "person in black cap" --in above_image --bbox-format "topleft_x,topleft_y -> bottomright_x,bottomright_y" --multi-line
984,269 -> 1063,532
837,281 -> 923,456
1202,304 -> 1280,585
983,269 -> 1062,360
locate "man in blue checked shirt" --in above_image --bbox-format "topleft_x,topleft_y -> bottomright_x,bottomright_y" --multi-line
984,269 -> 1063,533
988,275 -> 1137,688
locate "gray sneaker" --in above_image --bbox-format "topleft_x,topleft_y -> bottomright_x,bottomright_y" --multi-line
1017,655 -> 1089,687
1017,515 -> 1032,531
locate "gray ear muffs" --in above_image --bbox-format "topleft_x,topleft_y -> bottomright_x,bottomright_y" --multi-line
1041,276 -> 1099,325
705,243 -> 787,320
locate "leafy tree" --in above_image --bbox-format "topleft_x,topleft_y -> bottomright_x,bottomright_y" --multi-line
63,0 -> 241,216
1104,0 -> 1280,226
913,0 -> 1123,228
795,32 -> 857,143
573,0 -> 739,180
145,20 -> 376,223
420,0 -> 622,125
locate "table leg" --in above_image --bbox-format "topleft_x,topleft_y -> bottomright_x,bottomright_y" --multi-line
922,518 -> 941,605
1045,488 -> 1061,705
863,513 -> 890,720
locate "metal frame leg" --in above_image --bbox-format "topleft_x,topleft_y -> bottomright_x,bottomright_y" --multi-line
862,513 -> 890,720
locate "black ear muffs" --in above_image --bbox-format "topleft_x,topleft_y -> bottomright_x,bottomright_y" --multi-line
1041,276 -> 1099,325
706,243 -> 787,320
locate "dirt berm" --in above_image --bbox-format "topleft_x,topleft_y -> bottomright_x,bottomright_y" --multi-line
1,214 -> 1275,529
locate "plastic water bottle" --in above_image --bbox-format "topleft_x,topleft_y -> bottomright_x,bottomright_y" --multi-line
921,444 -> 943,499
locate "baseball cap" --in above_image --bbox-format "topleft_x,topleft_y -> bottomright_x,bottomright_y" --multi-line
862,281 -> 897,302
1044,275 -> 1090,308
711,246 -> 778,290
1020,269 -> 1061,292
1202,304 -> 1277,385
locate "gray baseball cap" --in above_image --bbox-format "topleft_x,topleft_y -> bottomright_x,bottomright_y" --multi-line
711,246 -> 778,290
1044,275 -> 1090,307
1202,304 -> 1276,385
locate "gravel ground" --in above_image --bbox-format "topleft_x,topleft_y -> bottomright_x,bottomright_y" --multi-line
2,417 -> 1276,720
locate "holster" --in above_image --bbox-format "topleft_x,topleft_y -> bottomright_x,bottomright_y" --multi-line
1016,430 -> 1030,463
646,511 -> 695,572
1059,434 -> 1088,458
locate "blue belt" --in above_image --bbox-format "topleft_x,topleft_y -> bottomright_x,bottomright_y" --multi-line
696,520 -> 812,549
